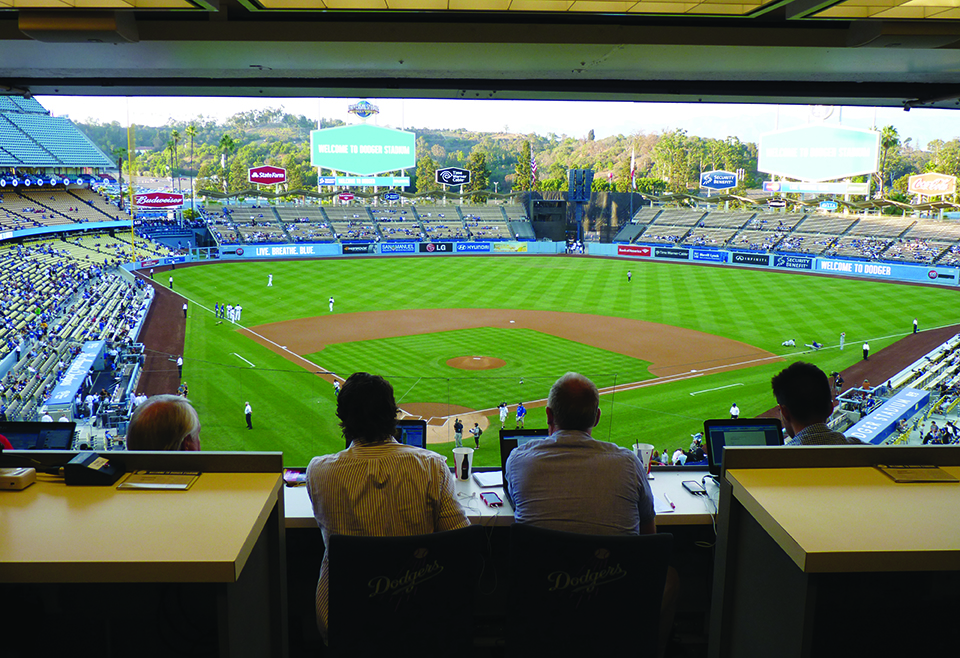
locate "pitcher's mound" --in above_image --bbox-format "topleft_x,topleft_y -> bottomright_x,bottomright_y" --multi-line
446,355 -> 506,371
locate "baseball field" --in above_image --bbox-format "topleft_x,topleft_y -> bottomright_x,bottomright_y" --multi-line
169,254 -> 959,467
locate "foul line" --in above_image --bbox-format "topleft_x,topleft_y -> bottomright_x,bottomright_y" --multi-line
690,383 -> 743,396
232,353 -> 256,367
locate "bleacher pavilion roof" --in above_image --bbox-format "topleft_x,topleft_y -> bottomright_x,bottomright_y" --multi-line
0,97 -> 113,169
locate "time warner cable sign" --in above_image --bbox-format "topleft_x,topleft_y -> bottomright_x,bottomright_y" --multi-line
310,124 -> 416,176
758,125 -> 879,182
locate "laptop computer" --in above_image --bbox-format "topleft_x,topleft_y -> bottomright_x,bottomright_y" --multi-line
497,428 -> 550,503
0,421 -> 77,450
703,418 -> 784,477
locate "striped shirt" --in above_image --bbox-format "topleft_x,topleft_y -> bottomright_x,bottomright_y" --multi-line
306,439 -> 468,638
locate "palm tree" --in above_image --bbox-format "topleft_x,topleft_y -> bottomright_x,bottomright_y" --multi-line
170,129 -> 181,193
877,125 -> 900,198
219,133 -> 238,193
185,124 -> 198,208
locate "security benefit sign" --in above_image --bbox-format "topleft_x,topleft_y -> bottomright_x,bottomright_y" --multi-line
311,124 -> 416,176
699,170 -> 737,191
758,125 -> 879,182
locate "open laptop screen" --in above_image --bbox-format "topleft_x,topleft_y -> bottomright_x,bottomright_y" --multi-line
703,418 -> 783,476
498,428 -> 550,503
0,421 -> 76,450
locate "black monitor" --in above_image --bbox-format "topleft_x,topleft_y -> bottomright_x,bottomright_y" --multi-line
0,421 -> 77,450
703,418 -> 784,476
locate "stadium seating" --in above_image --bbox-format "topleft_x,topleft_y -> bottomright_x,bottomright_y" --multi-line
413,205 -> 467,240
0,240 -> 150,421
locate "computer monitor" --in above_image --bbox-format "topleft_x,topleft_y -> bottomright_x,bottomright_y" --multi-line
703,418 -> 784,477
0,421 -> 77,450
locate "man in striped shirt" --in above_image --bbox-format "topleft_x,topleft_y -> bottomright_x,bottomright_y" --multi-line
306,372 -> 469,641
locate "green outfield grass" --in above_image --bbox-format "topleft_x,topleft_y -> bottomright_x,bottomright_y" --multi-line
172,255 -> 960,466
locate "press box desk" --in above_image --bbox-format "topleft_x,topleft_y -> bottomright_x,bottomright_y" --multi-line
0,451 -> 287,658
709,445 -> 960,658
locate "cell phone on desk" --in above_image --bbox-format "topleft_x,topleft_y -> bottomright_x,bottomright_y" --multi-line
480,491 -> 503,507
283,468 -> 307,486
682,480 -> 707,495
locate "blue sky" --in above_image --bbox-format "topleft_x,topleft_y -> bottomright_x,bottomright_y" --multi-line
37,96 -> 960,150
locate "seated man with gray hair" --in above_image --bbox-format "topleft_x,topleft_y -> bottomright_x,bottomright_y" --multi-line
126,394 -> 201,451
505,371 -> 655,535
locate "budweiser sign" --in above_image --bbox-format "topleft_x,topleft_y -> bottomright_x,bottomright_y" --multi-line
908,173 -> 956,196
248,165 -> 286,185
338,193 -> 355,202
134,192 -> 184,208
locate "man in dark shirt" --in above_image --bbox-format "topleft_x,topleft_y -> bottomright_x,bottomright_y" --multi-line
772,362 -> 864,447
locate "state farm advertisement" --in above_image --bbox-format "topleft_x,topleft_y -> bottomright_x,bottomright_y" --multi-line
134,192 -> 184,208
618,245 -> 652,257
248,165 -> 287,185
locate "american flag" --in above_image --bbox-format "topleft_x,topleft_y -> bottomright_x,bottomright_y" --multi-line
631,148 -> 636,190
531,155 -> 537,182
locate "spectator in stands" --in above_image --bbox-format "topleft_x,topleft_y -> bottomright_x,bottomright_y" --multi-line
306,372 -> 468,641
126,394 -> 201,451
771,362 -> 864,446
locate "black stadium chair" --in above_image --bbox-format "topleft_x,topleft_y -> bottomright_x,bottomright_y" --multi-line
507,524 -> 672,656
326,524 -> 483,658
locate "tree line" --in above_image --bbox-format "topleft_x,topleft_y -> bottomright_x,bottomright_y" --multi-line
74,110 -> 953,209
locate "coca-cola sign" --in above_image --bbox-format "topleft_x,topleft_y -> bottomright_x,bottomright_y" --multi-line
248,165 -> 287,185
908,173 -> 956,196
135,192 -> 184,208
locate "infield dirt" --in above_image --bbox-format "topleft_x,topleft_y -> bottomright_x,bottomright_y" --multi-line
244,308 -> 779,443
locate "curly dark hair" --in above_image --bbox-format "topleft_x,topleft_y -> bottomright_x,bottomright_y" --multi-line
337,372 -> 399,445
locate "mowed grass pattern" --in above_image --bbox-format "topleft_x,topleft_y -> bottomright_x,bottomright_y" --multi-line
308,327 -> 654,411
172,256 -> 960,466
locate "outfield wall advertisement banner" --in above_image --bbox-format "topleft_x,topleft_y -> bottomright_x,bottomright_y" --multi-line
655,247 -> 689,260
493,242 -> 528,253
380,243 -> 417,254
732,253 -> 770,266
617,245 -> 651,257
817,258 -> 956,283
457,243 -> 492,253
419,242 -> 453,253
692,249 -> 727,263
773,254 -> 814,270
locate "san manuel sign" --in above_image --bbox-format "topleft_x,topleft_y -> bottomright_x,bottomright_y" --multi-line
758,124 -> 879,182
310,124 -> 416,176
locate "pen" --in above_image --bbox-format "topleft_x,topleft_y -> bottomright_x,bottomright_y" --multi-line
664,493 -> 675,509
